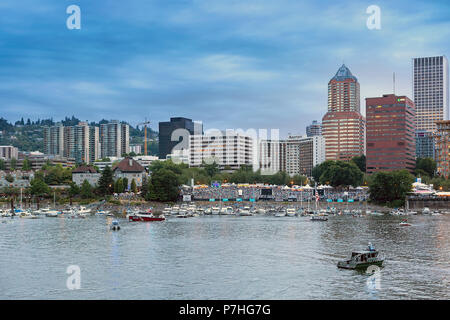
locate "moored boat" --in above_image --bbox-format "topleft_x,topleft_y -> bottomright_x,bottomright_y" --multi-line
128,210 -> 165,222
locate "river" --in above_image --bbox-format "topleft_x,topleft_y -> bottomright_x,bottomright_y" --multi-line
0,214 -> 449,299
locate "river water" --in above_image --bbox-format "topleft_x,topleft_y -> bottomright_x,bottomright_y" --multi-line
0,214 -> 449,299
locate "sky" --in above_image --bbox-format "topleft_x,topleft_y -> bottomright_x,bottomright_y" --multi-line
1,0 -> 450,138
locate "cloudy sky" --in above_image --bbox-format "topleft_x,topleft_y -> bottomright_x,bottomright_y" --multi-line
1,0 -> 449,137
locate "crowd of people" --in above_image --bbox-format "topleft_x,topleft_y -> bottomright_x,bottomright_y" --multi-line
180,184 -> 369,202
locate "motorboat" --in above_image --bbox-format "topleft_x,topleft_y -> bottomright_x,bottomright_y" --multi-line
204,207 -> 212,215
311,215 -> 328,221
257,208 -> 266,214
77,206 -> 92,215
211,207 -> 220,215
286,208 -> 296,217
237,207 -> 252,216
337,243 -> 384,269
95,209 -> 109,215
45,210 -> 60,217
170,206 -> 180,215
275,210 -> 287,217
110,220 -> 121,231
162,207 -> 172,215
399,219 -> 411,226
128,209 -> 165,222
422,207 -> 431,215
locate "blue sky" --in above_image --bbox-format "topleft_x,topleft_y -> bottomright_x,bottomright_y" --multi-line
1,0 -> 449,137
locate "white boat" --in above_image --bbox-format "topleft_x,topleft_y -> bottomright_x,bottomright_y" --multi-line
286,208 -> 296,217
275,210 -> 287,217
171,206 -> 180,215
211,207 -> 220,215
257,208 -> 266,214
204,207 -> 212,215
95,209 -> 109,215
219,207 -> 228,215
77,206 -> 92,214
225,207 -> 235,215
45,210 -> 60,217
237,206 -> 252,216
162,207 -> 172,215
422,207 -> 431,214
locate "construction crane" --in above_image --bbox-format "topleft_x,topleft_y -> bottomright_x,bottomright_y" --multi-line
137,118 -> 151,156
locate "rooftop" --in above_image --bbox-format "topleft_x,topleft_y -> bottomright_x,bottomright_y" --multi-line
331,64 -> 358,82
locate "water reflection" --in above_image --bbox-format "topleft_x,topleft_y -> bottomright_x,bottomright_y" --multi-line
0,214 -> 449,299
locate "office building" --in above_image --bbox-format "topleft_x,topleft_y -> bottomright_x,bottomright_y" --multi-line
366,94 -> 416,174
413,56 -> 449,132
189,131 -> 252,170
285,135 -> 325,177
159,117 -> 203,159
322,64 -> 365,161
435,120 -> 450,178
100,120 -> 130,158
0,146 -> 19,160
415,131 -> 435,159
306,120 -> 322,137
43,123 -> 64,157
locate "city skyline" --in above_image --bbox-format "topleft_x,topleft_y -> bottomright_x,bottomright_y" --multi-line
1,1 -> 450,138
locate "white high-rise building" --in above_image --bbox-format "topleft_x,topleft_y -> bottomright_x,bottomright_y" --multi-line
100,120 -> 130,158
257,135 -> 325,177
189,131 -> 253,170
413,56 -> 449,132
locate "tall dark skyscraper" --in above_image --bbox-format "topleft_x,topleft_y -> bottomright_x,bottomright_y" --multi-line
158,117 -> 203,159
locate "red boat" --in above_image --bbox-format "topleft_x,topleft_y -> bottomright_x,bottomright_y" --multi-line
127,209 -> 165,222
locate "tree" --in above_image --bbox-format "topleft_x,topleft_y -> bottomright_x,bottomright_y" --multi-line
68,182 -> 79,205
415,158 -> 436,177
312,160 -> 335,182
10,157 -> 17,170
147,168 -> 180,202
29,178 -> 50,209
318,161 -> 363,188
114,178 -> 122,193
369,170 -> 415,206
203,161 -> 220,177
80,180 -> 94,199
22,157 -> 31,171
141,175 -> 149,196
0,159 -> 5,170
5,174 -> 14,183
97,166 -> 114,196
351,155 -> 366,173
131,179 -> 137,193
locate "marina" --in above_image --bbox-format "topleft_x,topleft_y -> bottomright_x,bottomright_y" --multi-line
0,207 -> 449,299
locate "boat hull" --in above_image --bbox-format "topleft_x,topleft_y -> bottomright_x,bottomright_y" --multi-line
128,216 -> 165,222
337,260 -> 384,270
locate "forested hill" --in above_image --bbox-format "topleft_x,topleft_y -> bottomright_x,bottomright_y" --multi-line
0,116 -> 158,155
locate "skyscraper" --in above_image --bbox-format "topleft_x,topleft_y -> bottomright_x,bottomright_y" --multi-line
366,94 -> 416,174
434,120 -> 450,178
322,65 -> 365,161
306,120 -> 322,137
413,56 -> 449,132
158,117 -> 203,159
43,123 -> 64,157
44,122 -> 100,164
415,131 -> 435,159
99,120 -> 130,158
